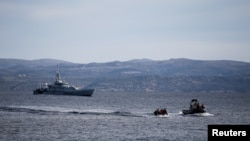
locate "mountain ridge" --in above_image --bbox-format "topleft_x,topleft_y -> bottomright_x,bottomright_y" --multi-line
0,58 -> 250,93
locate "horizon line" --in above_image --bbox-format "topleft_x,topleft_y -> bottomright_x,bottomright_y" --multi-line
0,57 -> 249,64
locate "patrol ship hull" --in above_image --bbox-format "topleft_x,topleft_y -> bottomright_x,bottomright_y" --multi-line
33,88 -> 94,96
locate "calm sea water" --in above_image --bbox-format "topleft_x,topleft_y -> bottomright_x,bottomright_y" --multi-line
0,91 -> 250,141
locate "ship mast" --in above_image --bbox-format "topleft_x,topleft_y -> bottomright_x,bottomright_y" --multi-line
56,65 -> 61,81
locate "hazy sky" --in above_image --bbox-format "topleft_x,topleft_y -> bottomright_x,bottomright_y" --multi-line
0,0 -> 250,63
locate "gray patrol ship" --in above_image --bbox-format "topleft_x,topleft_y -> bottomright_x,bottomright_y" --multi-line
33,66 -> 94,96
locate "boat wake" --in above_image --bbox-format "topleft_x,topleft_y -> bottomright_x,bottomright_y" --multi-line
0,106 -> 214,118
179,111 -> 214,117
0,106 -> 143,117
194,112 -> 214,117
154,114 -> 169,118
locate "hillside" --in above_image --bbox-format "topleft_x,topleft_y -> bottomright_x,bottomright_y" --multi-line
0,58 -> 250,93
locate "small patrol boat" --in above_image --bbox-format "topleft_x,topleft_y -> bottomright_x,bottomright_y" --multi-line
182,99 -> 206,114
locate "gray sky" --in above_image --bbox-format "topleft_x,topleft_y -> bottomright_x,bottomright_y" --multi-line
0,0 -> 250,63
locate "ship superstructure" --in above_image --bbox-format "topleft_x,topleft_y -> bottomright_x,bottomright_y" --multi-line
33,65 -> 94,96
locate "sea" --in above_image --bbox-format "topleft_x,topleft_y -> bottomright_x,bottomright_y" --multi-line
0,91 -> 249,141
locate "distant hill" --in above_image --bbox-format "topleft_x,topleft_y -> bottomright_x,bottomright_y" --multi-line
0,58 -> 250,93
0,58 -> 73,69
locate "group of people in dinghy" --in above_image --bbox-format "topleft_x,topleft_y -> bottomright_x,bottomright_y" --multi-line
154,99 -> 206,116
154,108 -> 168,116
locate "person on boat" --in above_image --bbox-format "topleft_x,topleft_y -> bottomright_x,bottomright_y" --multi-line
196,102 -> 200,111
154,109 -> 160,115
201,103 -> 205,110
162,108 -> 168,115
190,102 -> 197,111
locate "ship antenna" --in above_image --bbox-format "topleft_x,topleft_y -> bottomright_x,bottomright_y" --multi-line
56,65 -> 61,81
